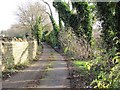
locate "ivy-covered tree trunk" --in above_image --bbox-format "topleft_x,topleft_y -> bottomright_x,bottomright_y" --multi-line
53,1 -> 93,45
34,16 -> 43,45
58,12 -> 62,29
42,0 -> 60,47
97,2 -> 117,50
72,2 -> 93,44
96,2 -> 120,51
49,14 -> 59,47
115,2 -> 120,51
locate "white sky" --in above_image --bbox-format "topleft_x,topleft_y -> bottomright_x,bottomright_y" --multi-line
0,0 -> 58,31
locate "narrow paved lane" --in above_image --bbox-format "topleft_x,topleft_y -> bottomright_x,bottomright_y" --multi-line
37,46 -> 70,88
2,43 -> 70,88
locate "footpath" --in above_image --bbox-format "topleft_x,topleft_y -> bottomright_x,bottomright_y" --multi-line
2,43 -> 70,88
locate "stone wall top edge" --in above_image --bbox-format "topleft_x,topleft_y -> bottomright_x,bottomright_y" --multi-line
0,37 -> 37,42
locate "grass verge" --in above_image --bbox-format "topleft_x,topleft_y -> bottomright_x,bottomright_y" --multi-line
68,60 -> 94,88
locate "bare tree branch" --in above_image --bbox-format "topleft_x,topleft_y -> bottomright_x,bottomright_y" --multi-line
41,0 -> 53,17
17,2 -> 49,30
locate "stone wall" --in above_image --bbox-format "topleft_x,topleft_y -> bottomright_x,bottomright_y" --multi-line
0,37 -> 38,71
